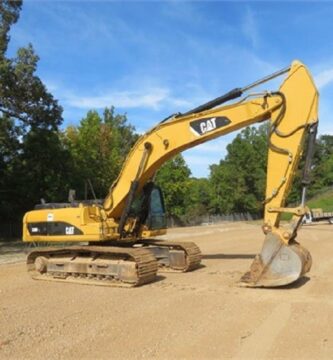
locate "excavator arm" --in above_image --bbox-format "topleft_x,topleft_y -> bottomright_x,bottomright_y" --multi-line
104,89 -> 283,220
105,61 -> 318,234
23,60 -> 318,288
102,60 -> 318,287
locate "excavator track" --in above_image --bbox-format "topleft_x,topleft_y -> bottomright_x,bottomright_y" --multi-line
137,240 -> 202,272
27,246 -> 158,287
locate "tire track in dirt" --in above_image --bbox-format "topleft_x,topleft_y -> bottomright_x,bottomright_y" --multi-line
1,223 -> 333,359
234,302 -> 291,359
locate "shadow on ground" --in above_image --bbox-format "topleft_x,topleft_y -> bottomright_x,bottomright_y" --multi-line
203,253 -> 255,260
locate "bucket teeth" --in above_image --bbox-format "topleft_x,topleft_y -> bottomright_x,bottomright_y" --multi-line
239,233 -> 312,287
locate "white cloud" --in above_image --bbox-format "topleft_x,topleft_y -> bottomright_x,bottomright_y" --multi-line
317,97 -> 333,135
66,88 -> 168,110
242,8 -> 259,48
315,68 -> 333,89
43,79 -> 60,93
135,127 -> 147,135
64,87 -> 195,111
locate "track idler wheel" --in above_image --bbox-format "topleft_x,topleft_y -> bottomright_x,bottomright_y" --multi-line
239,233 -> 312,287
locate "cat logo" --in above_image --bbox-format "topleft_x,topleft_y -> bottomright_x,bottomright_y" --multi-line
200,118 -> 217,134
189,116 -> 231,136
65,226 -> 75,235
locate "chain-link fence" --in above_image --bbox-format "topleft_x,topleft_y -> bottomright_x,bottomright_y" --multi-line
167,212 -> 262,227
0,212 -> 262,240
0,223 -> 22,239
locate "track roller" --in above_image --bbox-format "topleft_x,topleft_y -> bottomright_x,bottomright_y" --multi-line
137,240 -> 202,272
27,246 -> 158,287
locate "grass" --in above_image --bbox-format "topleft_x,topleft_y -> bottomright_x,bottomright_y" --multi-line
279,188 -> 333,220
306,189 -> 333,212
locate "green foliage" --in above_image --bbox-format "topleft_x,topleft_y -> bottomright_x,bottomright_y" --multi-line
0,0 -> 22,55
282,188 -> 333,221
0,116 -> 20,220
209,124 -> 268,214
288,134 -> 333,204
0,43 -> 62,129
0,2 -> 65,222
207,128 -> 333,216
62,107 -> 138,198
0,2 -> 62,131
310,135 -> 333,193
156,154 -> 191,217
307,189 -> 333,212
1,0 -> 333,229
182,177 -> 211,222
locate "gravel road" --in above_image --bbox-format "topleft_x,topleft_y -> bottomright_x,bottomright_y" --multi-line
1,222 -> 332,359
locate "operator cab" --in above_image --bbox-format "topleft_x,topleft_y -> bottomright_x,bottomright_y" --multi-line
146,186 -> 167,230
130,182 -> 167,231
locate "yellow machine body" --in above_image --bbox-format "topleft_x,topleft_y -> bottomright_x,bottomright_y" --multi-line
23,60 -> 319,288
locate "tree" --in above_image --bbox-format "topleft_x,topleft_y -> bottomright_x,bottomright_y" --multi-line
62,107 -> 138,199
0,1 -> 62,129
183,177 -> 211,223
0,0 -> 21,55
156,154 -> 191,218
286,134 -> 333,204
0,116 -> 21,220
209,124 -> 268,214
310,134 -> 333,194
0,1 -> 65,222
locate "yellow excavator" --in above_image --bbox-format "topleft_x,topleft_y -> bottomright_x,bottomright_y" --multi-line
23,60 -> 318,288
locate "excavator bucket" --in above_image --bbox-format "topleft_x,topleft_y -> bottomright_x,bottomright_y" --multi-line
239,233 -> 312,287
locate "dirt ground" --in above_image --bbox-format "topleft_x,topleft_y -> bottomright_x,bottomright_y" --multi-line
1,222 -> 333,360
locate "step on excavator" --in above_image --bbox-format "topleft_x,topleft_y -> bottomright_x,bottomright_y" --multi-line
23,60 -> 318,288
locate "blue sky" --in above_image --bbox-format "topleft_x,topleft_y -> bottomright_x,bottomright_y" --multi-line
7,1 -> 333,177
